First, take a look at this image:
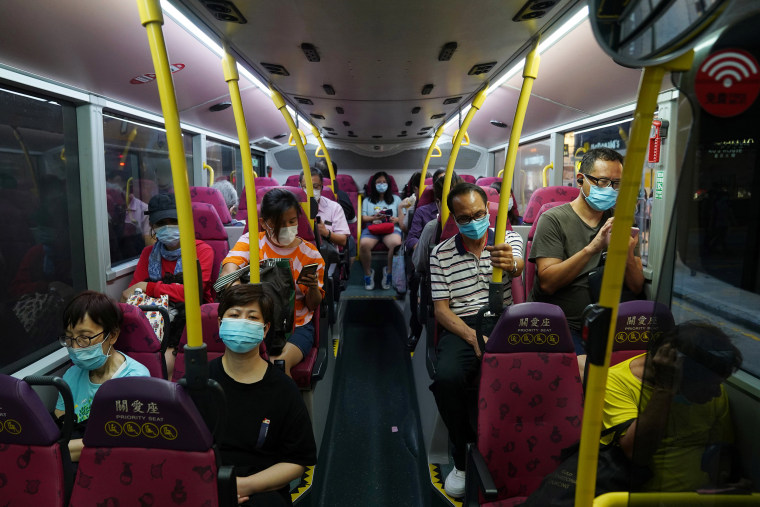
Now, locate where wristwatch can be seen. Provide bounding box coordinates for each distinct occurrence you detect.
[510,261,518,276]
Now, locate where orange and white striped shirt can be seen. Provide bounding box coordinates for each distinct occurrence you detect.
[223,232,325,326]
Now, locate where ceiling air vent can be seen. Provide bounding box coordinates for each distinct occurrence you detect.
[431,113,445,119]
[405,121,413,126]
[513,0,559,22]
[336,107,345,114]
[490,120,509,128]
[273,133,288,140]
[372,135,383,139]
[323,84,336,95]
[343,121,351,127]
[468,62,497,75]
[421,126,433,130]
[443,96,462,105]
[199,0,247,23]
[417,131,427,135]
[412,106,421,114]
[301,43,320,62]
[251,137,281,150]
[401,130,407,135]
[294,97,313,105]
[348,131,357,138]
[324,126,336,132]
[421,84,434,95]
[398,134,408,137]
[310,113,325,120]
[438,42,458,61]
[208,101,231,112]
[261,62,289,76]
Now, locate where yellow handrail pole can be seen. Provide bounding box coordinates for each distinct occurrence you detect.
[126,177,134,207]
[493,38,540,283]
[440,87,488,226]
[121,127,138,162]
[593,492,760,506]
[203,163,214,187]
[222,52,260,284]
[311,124,335,193]
[574,51,693,507]
[418,125,445,199]
[356,194,362,260]
[136,0,202,348]
[542,162,553,187]
[271,89,314,227]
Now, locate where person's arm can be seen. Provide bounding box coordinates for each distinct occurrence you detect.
[236,463,305,500]
[298,256,325,311]
[220,234,252,283]
[121,248,151,301]
[405,207,426,250]
[624,235,645,295]
[486,231,525,277]
[536,217,613,295]
[434,300,485,358]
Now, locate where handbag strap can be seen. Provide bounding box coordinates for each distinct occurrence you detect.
[213,265,250,294]
[601,418,636,443]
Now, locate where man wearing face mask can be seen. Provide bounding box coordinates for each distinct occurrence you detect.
[429,183,524,498]
[529,148,644,353]
[299,167,350,248]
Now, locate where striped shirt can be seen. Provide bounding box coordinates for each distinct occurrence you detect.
[223,232,325,326]
[430,229,524,317]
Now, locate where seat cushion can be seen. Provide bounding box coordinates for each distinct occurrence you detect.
[0,443,65,507]
[291,347,318,389]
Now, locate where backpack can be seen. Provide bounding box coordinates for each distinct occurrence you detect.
[213,259,296,355]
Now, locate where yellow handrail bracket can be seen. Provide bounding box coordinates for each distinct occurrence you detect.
[418,125,445,199]
[311,124,335,193]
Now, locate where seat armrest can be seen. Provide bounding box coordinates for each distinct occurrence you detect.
[312,347,328,382]
[465,443,498,505]
[217,465,238,507]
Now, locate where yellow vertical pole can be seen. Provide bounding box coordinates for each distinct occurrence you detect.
[574,51,693,507]
[418,125,445,199]
[270,89,313,226]
[311,125,335,193]
[222,52,260,283]
[440,87,488,226]
[493,39,540,283]
[136,0,202,348]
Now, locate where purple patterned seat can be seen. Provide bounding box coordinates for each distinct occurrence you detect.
[478,185,500,203]
[254,176,279,188]
[476,176,500,187]
[190,186,232,225]
[460,174,477,184]
[333,174,357,192]
[611,301,675,365]
[192,202,230,284]
[0,374,73,507]
[468,302,584,504]
[522,186,579,224]
[172,303,225,382]
[284,174,301,187]
[70,376,234,507]
[117,303,166,378]
[417,186,435,207]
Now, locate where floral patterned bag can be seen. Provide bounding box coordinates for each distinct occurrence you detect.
[125,289,170,342]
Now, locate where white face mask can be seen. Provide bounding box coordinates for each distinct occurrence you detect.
[313,189,321,201]
[508,196,514,211]
[276,225,298,246]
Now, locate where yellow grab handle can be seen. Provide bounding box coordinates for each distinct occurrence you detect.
[271,89,313,225]
[574,51,694,507]
[356,194,362,259]
[542,162,553,187]
[222,51,260,283]
[311,124,335,193]
[203,163,215,187]
[431,145,442,157]
[418,125,445,199]
[497,168,504,178]
[288,129,307,147]
[440,87,488,226]
[136,0,202,348]
[126,177,133,207]
[493,38,540,283]
[452,129,470,146]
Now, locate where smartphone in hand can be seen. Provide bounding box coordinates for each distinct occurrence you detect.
[296,263,319,284]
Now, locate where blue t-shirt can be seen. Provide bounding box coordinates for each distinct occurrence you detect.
[56,352,150,422]
[362,194,402,220]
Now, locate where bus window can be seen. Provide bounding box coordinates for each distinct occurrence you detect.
[0,86,86,374]
[206,139,243,192]
[514,138,552,212]
[103,113,194,265]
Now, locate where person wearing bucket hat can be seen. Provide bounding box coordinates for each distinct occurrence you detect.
[122,193,215,374]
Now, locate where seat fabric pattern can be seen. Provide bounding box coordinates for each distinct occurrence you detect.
[172,303,225,382]
[611,300,674,365]
[254,176,280,188]
[190,186,232,225]
[192,202,230,284]
[460,174,477,183]
[522,186,579,224]
[418,186,435,207]
[476,176,500,187]
[335,174,359,192]
[117,303,165,379]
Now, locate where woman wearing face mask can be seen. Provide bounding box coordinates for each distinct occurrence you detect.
[122,193,216,375]
[220,188,325,377]
[55,291,150,462]
[359,171,404,290]
[196,284,316,506]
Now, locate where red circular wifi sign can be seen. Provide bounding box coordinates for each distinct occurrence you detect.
[695,49,760,117]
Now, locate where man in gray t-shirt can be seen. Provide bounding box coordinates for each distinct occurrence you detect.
[528,148,644,353]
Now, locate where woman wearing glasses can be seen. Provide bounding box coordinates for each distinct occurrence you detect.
[54,291,150,462]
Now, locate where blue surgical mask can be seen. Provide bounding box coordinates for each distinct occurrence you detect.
[219,318,265,353]
[582,176,618,211]
[376,182,388,193]
[155,225,181,248]
[68,339,112,371]
[457,213,490,240]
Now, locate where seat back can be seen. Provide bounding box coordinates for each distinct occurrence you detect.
[476,176,500,186]
[254,176,279,188]
[71,377,220,506]
[192,202,230,283]
[0,374,67,507]
[611,300,675,365]
[522,186,579,224]
[479,302,584,500]
[172,303,225,381]
[117,303,166,379]
[478,185,500,203]
[190,186,232,225]
[524,201,566,300]
[284,174,301,187]
[417,186,435,207]
[460,174,476,183]
[335,174,359,192]
[321,187,337,202]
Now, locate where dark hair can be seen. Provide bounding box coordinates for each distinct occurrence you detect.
[218,284,274,326]
[315,158,338,177]
[489,181,502,193]
[579,148,624,175]
[368,171,394,204]
[299,166,323,187]
[446,182,487,214]
[432,168,446,182]
[260,188,302,240]
[434,172,461,202]
[402,172,422,199]
[650,321,742,378]
[62,291,123,335]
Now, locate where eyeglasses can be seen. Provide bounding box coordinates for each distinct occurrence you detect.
[584,174,621,190]
[454,210,488,225]
[59,331,107,348]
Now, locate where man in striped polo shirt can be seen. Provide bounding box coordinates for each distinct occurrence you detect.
[429,182,524,498]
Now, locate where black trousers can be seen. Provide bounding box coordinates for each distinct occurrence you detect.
[430,314,497,470]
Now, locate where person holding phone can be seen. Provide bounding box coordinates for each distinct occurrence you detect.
[220,188,325,377]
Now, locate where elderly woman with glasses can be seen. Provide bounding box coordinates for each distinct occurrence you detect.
[54,290,150,462]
